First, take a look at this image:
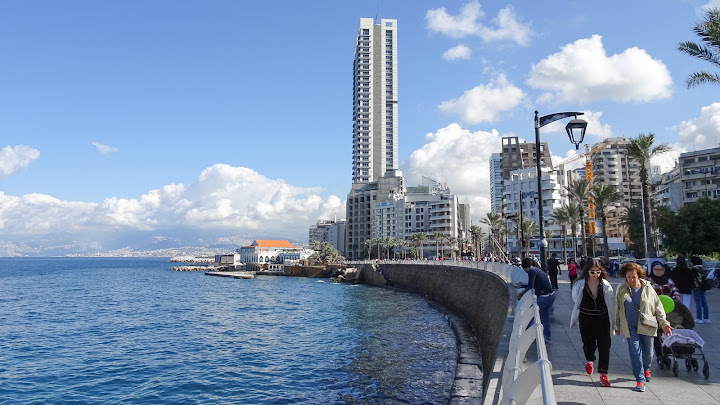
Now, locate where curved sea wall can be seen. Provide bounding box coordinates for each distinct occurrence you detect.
[358,263,513,396]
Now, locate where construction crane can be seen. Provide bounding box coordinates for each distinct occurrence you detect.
[558,139,613,236]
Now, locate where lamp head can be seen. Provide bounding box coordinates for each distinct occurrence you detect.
[565,118,588,150]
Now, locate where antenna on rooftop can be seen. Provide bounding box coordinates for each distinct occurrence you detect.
[375,8,379,24]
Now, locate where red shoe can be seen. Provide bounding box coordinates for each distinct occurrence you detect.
[600,374,610,387]
[585,362,594,374]
[644,369,651,382]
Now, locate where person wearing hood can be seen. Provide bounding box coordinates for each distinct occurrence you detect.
[570,258,615,387]
[614,262,673,392]
[648,262,679,299]
[690,256,710,324]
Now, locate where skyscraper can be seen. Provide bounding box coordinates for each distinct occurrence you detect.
[346,17,401,260]
[352,18,398,184]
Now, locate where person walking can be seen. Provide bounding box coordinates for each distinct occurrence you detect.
[672,255,693,309]
[649,262,680,299]
[614,262,673,392]
[570,258,615,387]
[568,258,578,284]
[690,256,710,324]
[547,253,560,290]
[515,257,556,343]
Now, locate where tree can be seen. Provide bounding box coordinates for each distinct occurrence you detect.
[656,198,720,256]
[364,239,373,260]
[566,179,592,257]
[678,8,720,88]
[308,242,345,265]
[550,205,570,266]
[469,225,484,259]
[592,183,624,257]
[619,203,646,255]
[382,236,394,260]
[626,133,672,257]
[566,202,582,264]
[520,219,539,257]
[481,212,504,258]
[409,232,427,259]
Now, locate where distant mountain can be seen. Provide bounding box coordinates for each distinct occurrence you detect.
[0,229,306,257]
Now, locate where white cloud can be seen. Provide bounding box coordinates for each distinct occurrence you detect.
[651,146,683,174]
[92,142,118,154]
[426,1,532,45]
[0,164,344,239]
[439,74,526,124]
[527,35,672,104]
[701,1,720,14]
[674,102,720,150]
[443,44,472,60]
[0,145,40,177]
[401,123,504,219]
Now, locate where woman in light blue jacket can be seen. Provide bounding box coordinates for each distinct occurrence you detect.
[570,258,615,387]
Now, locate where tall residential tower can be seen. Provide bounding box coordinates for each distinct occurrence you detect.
[352,18,398,183]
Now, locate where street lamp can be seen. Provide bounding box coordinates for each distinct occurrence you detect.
[534,110,588,270]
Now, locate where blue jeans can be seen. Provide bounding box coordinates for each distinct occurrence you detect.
[692,289,709,320]
[537,293,556,340]
[626,331,654,382]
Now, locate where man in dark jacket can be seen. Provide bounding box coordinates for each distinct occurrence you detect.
[516,257,555,343]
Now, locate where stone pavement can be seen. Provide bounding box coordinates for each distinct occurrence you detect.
[525,273,720,404]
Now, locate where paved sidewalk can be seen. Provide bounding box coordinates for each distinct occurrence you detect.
[529,274,720,404]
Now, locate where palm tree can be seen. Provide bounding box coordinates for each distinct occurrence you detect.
[566,202,582,264]
[364,239,373,260]
[592,183,624,257]
[431,231,444,259]
[382,236,394,259]
[626,133,672,257]
[410,232,427,259]
[678,8,720,88]
[469,225,483,259]
[447,236,458,260]
[521,219,540,257]
[550,205,570,266]
[481,212,504,258]
[566,179,593,257]
[439,233,449,259]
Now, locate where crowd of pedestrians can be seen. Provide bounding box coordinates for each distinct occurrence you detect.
[515,253,714,392]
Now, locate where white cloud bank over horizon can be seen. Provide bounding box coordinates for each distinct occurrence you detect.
[527,35,672,104]
[0,145,40,177]
[0,164,344,240]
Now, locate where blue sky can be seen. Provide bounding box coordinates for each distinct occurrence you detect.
[2,0,720,248]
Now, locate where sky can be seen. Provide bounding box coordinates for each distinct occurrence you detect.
[2,0,720,249]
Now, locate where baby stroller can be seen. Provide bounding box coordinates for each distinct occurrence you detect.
[658,329,710,379]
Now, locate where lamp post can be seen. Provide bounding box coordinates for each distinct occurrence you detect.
[534,110,587,270]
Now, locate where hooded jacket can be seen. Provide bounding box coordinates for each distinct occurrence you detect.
[614,279,670,338]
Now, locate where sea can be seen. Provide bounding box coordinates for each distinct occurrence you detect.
[0,258,456,404]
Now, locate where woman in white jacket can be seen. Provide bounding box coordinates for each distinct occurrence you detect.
[570,258,616,387]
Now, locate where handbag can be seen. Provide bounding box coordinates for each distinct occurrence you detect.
[632,290,659,328]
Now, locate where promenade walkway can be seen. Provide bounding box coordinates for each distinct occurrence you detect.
[523,273,720,404]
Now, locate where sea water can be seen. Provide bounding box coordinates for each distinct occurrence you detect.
[0,258,456,404]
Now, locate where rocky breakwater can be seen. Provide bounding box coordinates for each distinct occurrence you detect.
[172,265,232,272]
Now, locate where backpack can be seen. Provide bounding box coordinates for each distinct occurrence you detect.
[698,267,713,291]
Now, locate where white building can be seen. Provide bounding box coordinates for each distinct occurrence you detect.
[489,153,503,214]
[504,167,568,258]
[351,17,397,184]
[309,219,347,254]
[679,147,720,204]
[237,240,313,269]
[346,16,400,260]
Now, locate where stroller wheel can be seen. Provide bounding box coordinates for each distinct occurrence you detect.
[703,362,710,379]
[692,359,699,371]
[673,360,679,377]
[686,359,692,371]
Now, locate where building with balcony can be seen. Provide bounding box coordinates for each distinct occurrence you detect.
[679,147,720,204]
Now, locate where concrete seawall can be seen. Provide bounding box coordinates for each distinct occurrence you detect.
[358,263,511,398]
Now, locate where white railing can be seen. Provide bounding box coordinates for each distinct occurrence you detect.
[499,290,556,405]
